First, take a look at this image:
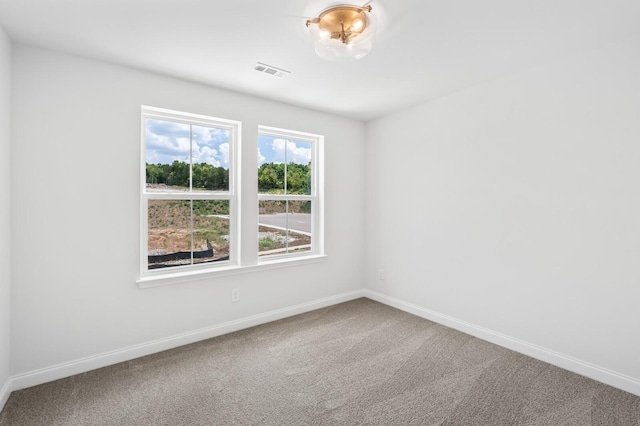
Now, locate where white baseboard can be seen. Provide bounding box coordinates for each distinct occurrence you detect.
[364,289,640,397]
[0,377,10,414]
[8,289,366,393]
[6,287,638,407]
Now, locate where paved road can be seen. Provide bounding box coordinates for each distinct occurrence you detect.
[258,213,311,235]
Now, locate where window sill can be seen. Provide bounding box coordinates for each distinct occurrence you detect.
[136,254,328,289]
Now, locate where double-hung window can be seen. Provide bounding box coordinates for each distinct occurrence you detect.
[139,108,324,286]
[257,126,323,259]
[140,106,239,276]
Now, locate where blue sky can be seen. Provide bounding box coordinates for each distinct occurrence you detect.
[146,119,312,168]
[258,135,312,166]
[145,119,230,168]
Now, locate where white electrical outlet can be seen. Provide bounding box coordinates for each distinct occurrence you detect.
[378,269,385,280]
[231,288,240,302]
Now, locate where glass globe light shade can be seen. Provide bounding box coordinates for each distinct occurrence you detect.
[307,5,377,62]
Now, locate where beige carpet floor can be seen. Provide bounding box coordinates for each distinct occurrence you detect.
[1,298,639,425]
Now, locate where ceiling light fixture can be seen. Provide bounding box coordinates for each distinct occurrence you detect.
[306,4,376,62]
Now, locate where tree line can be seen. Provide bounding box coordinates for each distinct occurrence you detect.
[146,161,229,190]
[146,161,311,194]
[258,162,311,194]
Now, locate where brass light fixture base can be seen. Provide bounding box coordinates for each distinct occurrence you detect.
[306,5,372,45]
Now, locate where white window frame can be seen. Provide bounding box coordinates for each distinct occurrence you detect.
[139,106,241,279]
[258,125,324,261]
[136,110,326,288]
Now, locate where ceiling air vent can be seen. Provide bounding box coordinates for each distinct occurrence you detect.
[254,62,290,78]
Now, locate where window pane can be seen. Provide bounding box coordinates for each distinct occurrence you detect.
[148,199,192,269]
[145,119,191,193]
[287,200,312,254]
[192,200,230,263]
[258,200,312,257]
[258,135,285,194]
[258,200,287,255]
[191,125,230,193]
[258,135,312,195]
[148,199,230,270]
[286,140,312,195]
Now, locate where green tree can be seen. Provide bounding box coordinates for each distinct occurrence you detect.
[258,162,285,193]
[146,161,229,190]
[167,161,189,187]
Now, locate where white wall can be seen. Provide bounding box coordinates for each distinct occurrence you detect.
[9,34,640,398]
[0,25,11,407]
[365,37,640,393]
[10,45,365,380]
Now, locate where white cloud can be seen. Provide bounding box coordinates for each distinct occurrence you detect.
[219,143,230,168]
[192,128,229,168]
[192,145,221,167]
[145,127,191,164]
[271,139,311,165]
[145,119,231,167]
[257,148,266,165]
[193,126,229,147]
[191,126,211,143]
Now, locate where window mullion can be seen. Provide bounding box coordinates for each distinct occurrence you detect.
[285,200,289,253]
[189,124,193,265]
[190,199,194,265]
[189,124,193,192]
[284,139,288,196]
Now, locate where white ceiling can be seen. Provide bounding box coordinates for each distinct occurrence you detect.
[0,0,638,121]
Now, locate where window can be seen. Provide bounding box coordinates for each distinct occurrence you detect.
[139,108,324,286]
[140,106,239,276]
[258,126,323,259]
